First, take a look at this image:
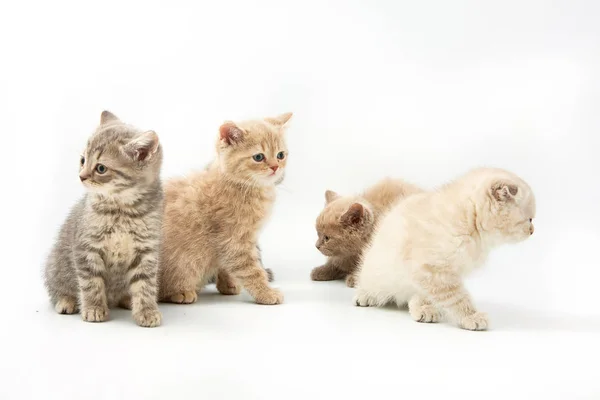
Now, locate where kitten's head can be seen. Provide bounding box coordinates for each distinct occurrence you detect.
[475,170,536,244]
[315,190,375,257]
[216,113,292,186]
[79,111,162,197]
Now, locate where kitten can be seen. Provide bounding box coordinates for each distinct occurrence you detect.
[159,113,292,304]
[44,111,164,327]
[312,178,422,287]
[354,167,536,331]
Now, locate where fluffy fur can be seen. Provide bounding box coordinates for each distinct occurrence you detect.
[354,167,536,331]
[312,178,422,287]
[159,113,292,304]
[44,111,164,327]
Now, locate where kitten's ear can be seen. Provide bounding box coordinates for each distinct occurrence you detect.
[266,112,293,127]
[219,121,245,145]
[100,110,120,125]
[325,190,340,204]
[491,181,519,202]
[123,130,160,161]
[341,203,370,227]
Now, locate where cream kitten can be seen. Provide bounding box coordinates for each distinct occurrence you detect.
[354,167,536,331]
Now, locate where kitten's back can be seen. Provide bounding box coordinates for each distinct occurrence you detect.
[362,177,423,214]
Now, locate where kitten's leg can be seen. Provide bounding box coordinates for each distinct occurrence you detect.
[75,250,109,323]
[54,296,79,314]
[416,270,488,331]
[216,269,241,295]
[126,253,162,327]
[160,258,203,304]
[310,260,347,282]
[225,246,283,305]
[408,294,441,323]
[353,287,386,307]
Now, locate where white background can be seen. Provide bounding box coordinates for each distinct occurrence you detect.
[2,1,600,399]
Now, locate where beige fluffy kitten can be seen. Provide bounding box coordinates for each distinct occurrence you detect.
[354,167,536,331]
[159,113,292,305]
[312,178,422,287]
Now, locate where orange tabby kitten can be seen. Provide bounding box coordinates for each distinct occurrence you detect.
[159,113,292,305]
[312,178,422,287]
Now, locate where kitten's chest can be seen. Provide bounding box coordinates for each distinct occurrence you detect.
[456,239,488,274]
[102,229,136,268]
[86,214,148,268]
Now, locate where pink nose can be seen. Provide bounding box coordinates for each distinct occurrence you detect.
[270,165,278,172]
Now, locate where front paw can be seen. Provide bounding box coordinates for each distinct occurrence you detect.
[169,291,198,304]
[255,288,283,305]
[133,308,162,328]
[81,306,109,322]
[55,297,78,314]
[311,265,332,281]
[345,274,357,288]
[409,304,441,323]
[458,312,489,331]
[353,292,376,307]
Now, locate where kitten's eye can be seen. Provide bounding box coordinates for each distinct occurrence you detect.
[252,153,265,162]
[324,236,330,242]
[95,164,107,174]
[80,156,85,166]
[277,151,285,160]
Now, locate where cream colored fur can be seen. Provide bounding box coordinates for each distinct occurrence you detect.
[159,113,292,305]
[354,167,536,331]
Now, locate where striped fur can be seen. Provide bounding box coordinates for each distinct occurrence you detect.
[44,111,164,327]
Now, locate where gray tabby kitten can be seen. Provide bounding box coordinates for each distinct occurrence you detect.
[44,111,164,327]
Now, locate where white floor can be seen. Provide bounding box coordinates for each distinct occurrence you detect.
[4,266,600,400]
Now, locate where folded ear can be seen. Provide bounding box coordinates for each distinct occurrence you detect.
[491,181,519,202]
[325,190,340,204]
[219,121,245,145]
[266,112,293,127]
[340,203,371,227]
[100,110,120,125]
[123,130,160,161]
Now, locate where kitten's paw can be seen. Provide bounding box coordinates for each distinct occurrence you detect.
[81,306,109,322]
[353,292,376,307]
[255,288,284,305]
[311,265,332,281]
[409,304,441,323]
[55,297,78,314]
[216,280,241,295]
[170,291,198,304]
[133,308,162,328]
[265,268,275,282]
[345,275,357,288]
[458,312,489,331]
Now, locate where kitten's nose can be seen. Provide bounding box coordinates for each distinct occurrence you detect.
[270,165,279,172]
[530,225,535,235]
[79,174,89,182]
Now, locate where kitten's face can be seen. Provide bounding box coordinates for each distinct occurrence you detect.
[480,180,536,244]
[79,111,161,197]
[315,192,374,257]
[217,113,292,186]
